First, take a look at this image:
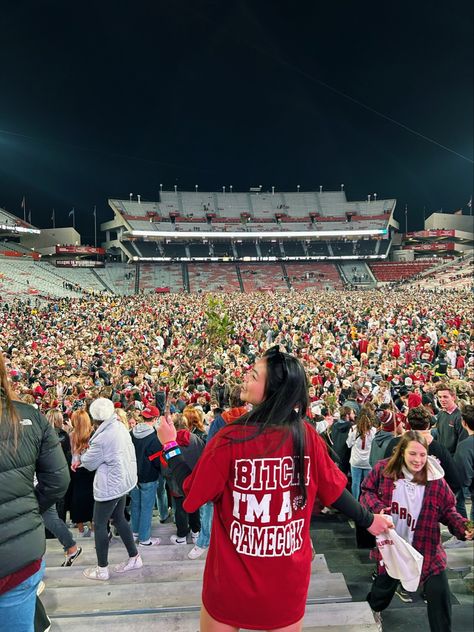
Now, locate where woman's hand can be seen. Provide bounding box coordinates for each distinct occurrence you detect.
[157,414,177,444]
[367,512,394,536]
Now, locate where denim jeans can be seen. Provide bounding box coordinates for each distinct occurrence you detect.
[0,559,45,632]
[131,480,159,542]
[156,474,169,521]
[351,466,370,501]
[42,504,76,551]
[196,502,213,548]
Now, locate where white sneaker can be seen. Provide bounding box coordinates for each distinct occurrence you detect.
[81,525,92,538]
[139,537,161,547]
[36,580,46,596]
[371,610,383,632]
[191,530,200,543]
[170,534,187,545]
[114,555,143,573]
[83,565,110,581]
[188,545,207,560]
[444,536,471,549]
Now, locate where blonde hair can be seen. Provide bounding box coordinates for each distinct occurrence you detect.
[115,408,129,430]
[46,408,64,429]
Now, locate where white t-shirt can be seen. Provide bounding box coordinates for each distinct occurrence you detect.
[391,467,425,546]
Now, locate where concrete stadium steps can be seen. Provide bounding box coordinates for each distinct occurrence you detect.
[43,573,351,617]
[50,602,380,631]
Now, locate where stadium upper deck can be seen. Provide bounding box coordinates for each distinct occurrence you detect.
[104,189,396,262]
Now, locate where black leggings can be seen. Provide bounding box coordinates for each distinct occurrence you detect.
[367,571,452,632]
[174,496,201,538]
[93,495,138,567]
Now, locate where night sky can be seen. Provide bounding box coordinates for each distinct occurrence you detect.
[1,1,472,243]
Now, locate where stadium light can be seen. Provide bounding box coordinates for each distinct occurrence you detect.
[368,195,371,202]
[195,185,198,192]
[230,185,233,193]
[272,186,275,194]
[137,194,141,204]
[297,185,300,192]
[223,186,226,193]
[374,193,377,201]
[129,193,133,201]
[319,186,323,192]
[174,185,177,193]
[341,184,344,191]
[160,184,163,192]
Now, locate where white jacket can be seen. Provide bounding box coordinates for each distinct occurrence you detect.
[347,426,377,469]
[81,415,137,501]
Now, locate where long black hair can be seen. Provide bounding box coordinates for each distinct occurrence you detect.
[229,346,310,507]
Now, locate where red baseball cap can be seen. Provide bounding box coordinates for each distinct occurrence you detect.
[141,405,160,419]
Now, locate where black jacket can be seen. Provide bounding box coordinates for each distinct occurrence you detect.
[130,423,163,483]
[0,401,70,578]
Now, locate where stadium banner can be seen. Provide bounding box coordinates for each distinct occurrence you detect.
[405,229,455,238]
[154,287,170,293]
[55,245,105,255]
[56,260,105,268]
[403,242,455,251]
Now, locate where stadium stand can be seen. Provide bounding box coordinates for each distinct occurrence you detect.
[285,262,344,290]
[239,263,289,291]
[369,260,438,282]
[188,262,241,292]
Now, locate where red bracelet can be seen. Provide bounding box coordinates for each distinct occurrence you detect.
[163,440,178,451]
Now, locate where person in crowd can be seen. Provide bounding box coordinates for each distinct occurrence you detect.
[361,430,474,632]
[435,385,467,455]
[158,346,393,631]
[347,405,377,500]
[369,407,401,468]
[69,409,95,537]
[0,352,69,631]
[130,404,164,547]
[183,404,208,443]
[72,398,140,581]
[327,405,354,476]
[447,404,474,547]
[163,413,205,545]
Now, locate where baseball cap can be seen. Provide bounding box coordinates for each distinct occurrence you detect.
[141,405,160,419]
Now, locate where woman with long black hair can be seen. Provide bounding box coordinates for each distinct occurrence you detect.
[158,346,393,632]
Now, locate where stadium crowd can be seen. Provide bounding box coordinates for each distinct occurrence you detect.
[1,285,473,631]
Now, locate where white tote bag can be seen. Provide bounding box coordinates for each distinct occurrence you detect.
[376,528,424,591]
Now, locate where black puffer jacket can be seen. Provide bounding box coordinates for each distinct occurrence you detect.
[0,401,70,578]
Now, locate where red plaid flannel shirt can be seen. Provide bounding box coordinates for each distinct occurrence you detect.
[360,459,467,584]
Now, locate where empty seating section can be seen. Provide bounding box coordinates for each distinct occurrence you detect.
[188,263,241,292]
[260,241,281,256]
[212,242,234,257]
[180,192,215,217]
[282,241,305,256]
[235,241,257,257]
[95,264,136,295]
[369,260,437,282]
[135,241,163,257]
[138,264,184,292]
[214,193,249,218]
[239,263,288,291]
[283,192,318,215]
[0,240,36,256]
[306,241,330,256]
[161,242,186,258]
[250,193,285,218]
[188,243,211,257]
[0,259,103,298]
[286,263,343,290]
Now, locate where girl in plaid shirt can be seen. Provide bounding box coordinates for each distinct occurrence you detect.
[361,430,474,632]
